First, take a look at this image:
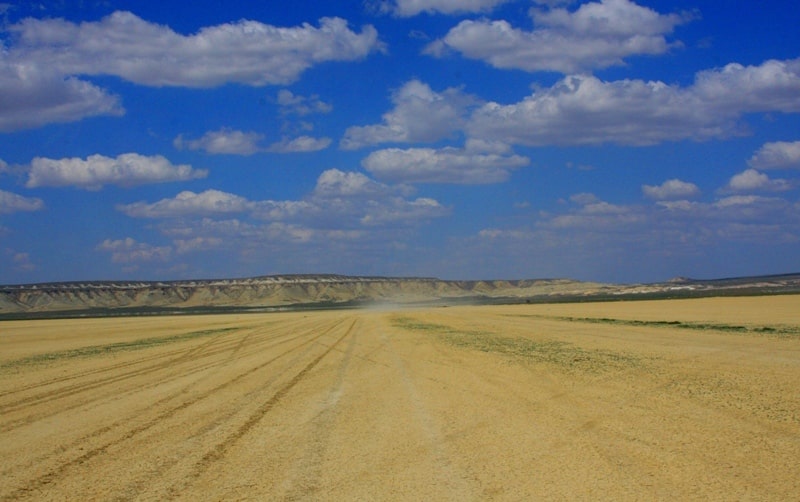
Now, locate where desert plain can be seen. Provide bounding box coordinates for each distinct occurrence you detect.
[1,295,799,500]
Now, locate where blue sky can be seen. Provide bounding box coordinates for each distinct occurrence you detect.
[1,0,799,284]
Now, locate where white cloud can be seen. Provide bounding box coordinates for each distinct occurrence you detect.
[25,153,207,190]
[693,60,800,113]
[276,90,332,115]
[3,248,37,272]
[723,169,792,193]
[710,195,795,224]
[362,146,529,184]
[253,200,317,221]
[174,129,331,154]
[748,141,800,169]
[341,79,476,149]
[118,169,449,234]
[266,136,332,153]
[467,58,800,146]
[379,0,513,17]
[96,237,171,263]
[0,61,123,132]
[547,193,645,230]
[359,197,448,226]
[310,170,449,227]
[6,12,382,87]
[0,189,45,214]
[173,237,223,254]
[532,0,574,6]
[118,190,253,218]
[312,169,394,198]
[12,252,36,272]
[114,171,449,275]
[642,179,700,200]
[468,191,800,281]
[426,0,692,73]
[175,129,264,155]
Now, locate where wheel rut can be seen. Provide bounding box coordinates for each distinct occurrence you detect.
[0,318,347,501]
[165,318,356,498]
[0,321,312,432]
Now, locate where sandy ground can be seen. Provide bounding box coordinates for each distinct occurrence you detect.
[1,295,798,500]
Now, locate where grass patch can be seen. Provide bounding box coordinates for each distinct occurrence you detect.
[0,327,239,371]
[509,315,800,338]
[392,316,640,372]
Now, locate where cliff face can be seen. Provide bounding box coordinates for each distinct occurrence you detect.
[0,275,605,314]
[2,273,799,315]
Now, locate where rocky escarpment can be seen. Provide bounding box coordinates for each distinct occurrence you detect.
[2,273,799,317]
[0,274,607,314]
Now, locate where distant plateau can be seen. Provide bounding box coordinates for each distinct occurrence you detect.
[2,273,800,319]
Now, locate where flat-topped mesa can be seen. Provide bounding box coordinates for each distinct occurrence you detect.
[0,274,593,314]
[1,273,798,316]
[0,274,443,291]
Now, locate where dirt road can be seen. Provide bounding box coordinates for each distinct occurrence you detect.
[1,296,799,500]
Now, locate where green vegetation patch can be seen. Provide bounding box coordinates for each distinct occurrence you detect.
[510,315,800,338]
[0,327,239,370]
[392,316,641,372]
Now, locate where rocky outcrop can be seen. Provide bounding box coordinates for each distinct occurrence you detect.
[0,275,608,314]
[1,273,798,316]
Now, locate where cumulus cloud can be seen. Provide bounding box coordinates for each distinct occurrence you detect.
[96,237,171,263]
[362,146,529,184]
[3,248,37,272]
[723,169,792,193]
[0,61,123,132]
[6,12,382,87]
[0,189,45,214]
[642,179,700,200]
[532,0,574,6]
[175,129,264,155]
[266,136,332,153]
[118,190,253,218]
[11,252,36,272]
[471,190,800,281]
[376,0,513,17]
[748,141,800,169]
[341,79,476,149]
[312,169,396,198]
[546,192,645,230]
[359,196,448,225]
[173,237,223,254]
[175,129,331,155]
[426,0,692,73]
[25,153,207,190]
[466,58,800,146]
[118,169,449,233]
[276,90,332,116]
[144,186,449,273]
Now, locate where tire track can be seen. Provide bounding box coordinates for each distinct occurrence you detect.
[114,319,350,501]
[0,318,348,501]
[0,324,260,398]
[0,326,245,412]
[0,320,310,431]
[164,318,356,498]
[379,327,478,499]
[280,321,359,500]
[0,320,312,481]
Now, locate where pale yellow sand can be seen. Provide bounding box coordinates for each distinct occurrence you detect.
[1,295,798,500]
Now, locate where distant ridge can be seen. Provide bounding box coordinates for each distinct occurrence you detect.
[2,273,799,319]
[0,274,440,290]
